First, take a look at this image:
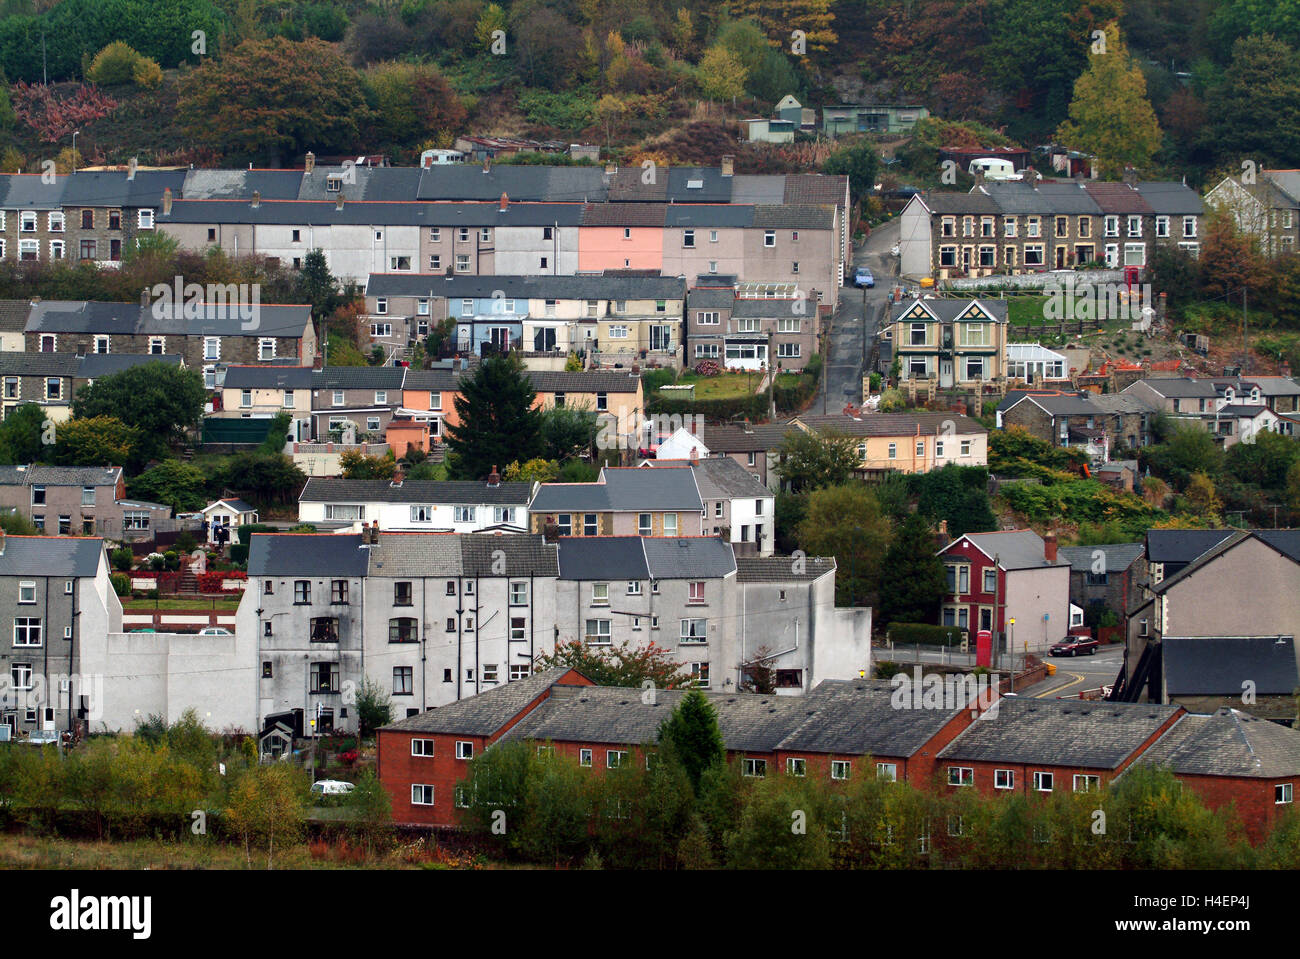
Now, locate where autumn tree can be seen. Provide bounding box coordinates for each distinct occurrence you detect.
[725,0,837,53]
[364,62,468,148]
[796,484,892,606]
[1198,206,1268,301]
[225,764,308,869]
[178,37,368,163]
[1055,22,1163,177]
[1185,471,1222,517]
[535,640,692,689]
[697,46,747,103]
[51,416,139,467]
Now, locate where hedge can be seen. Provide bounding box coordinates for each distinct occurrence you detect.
[885,623,968,646]
[773,372,817,413]
[646,393,768,423]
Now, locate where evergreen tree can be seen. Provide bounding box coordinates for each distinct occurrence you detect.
[296,249,341,320]
[1055,22,1163,177]
[443,354,544,481]
[658,689,726,795]
[877,513,948,628]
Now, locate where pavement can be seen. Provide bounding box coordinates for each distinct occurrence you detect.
[876,642,1125,700]
[812,218,899,414]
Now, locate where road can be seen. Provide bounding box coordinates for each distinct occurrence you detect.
[877,642,1125,700]
[812,218,899,413]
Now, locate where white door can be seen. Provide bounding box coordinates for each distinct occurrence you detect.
[940,360,954,387]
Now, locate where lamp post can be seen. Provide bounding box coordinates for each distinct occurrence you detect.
[1008,617,1016,692]
[71,130,78,174]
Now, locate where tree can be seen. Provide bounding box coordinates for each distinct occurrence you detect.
[1185,471,1222,517]
[912,464,999,537]
[345,770,392,857]
[340,448,397,479]
[796,484,892,605]
[534,640,692,689]
[177,37,368,163]
[823,141,881,202]
[444,354,544,481]
[51,416,139,467]
[356,677,393,737]
[1199,206,1268,301]
[72,363,205,464]
[1286,460,1300,514]
[697,46,747,102]
[364,61,467,147]
[739,645,776,694]
[539,405,599,461]
[126,460,209,512]
[658,689,726,794]
[878,512,948,627]
[224,764,308,869]
[725,775,834,869]
[503,458,559,482]
[725,0,837,53]
[776,429,859,493]
[475,3,506,52]
[1227,428,1300,488]
[1142,424,1225,486]
[0,403,48,464]
[296,250,342,320]
[1204,33,1300,168]
[1146,242,1202,314]
[1055,22,1163,177]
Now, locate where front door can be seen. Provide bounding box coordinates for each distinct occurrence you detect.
[940,360,954,387]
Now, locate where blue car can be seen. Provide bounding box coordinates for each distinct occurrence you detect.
[854,267,875,288]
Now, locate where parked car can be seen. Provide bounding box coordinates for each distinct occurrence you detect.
[1050,636,1099,657]
[854,266,875,288]
[25,730,59,745]
[197,627,234,636]
[311,779,355,796]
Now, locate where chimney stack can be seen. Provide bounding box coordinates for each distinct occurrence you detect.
[304,151,316,174]
[140,287,150,308]
[1122,165,1138,186]
[391,469,403,487]
[482,157,491,174]
[251,190,261,209]
[336,192,345,211]
[366,519,380,545]
[690,446,699,463]
[127,157,137,181]
[605,162,616,176]
[499,191,508,212]
[1044,531,1058,564]
[161,187,173,216]
[487,465,500,487]
[721,155,734,177]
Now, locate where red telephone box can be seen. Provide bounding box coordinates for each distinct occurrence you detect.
[976,629,993,668]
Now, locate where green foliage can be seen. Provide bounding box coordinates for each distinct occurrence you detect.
[86,41,160,88]
[998,476,1160,534]
[0,403,47,464]
[356,677,393,737]
[51,416,139,467]
[1140,423,1226,488]
[126,460,208,512]
[364,61,467,146]
[823,141,881,201]
[540,405,599,461]
[110,572,130,596]
[885,623,967,646]
[72,363,205,465]
[340,447,397,479]
[110,547,134,571]
[345,770,391,855]
[796,484,892,605]
[503,458,558,483]
[989,426,1088,475]
[535,640,692,689]
[0,512,36,535]
[725,772,834,869]
[658,690,726,794]
[517,89,597,130]
[910,464,998,537]
[1226,429,1300,489]
[878,513,948,627]
[444,354,544,481]
[777,428,859,493]
[225,763,308,868]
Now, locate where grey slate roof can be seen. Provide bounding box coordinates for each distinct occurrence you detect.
[460,533,558,576]
[944,529,1065,570]
[1090,392,1158,414]
[26,300,311,338]
[160,198,587,228]
[1058,542,1143,574]
[890,297,1008,324]
[0,351,79,376]
[1134,181,1204,215]
[1134,709,1300,778]
[735,555,836,582]
[0,465,122,487]
[0,173,68,209]
[299,478,533,506]
[180,169,306,200]
[1163,636,1298,696]
[556,537,650,580]
[1012,392,1106,416]
[381,668,581,735]
[1131,377,1218,398]
[526,370,641,393]
[0,300,31,332]
[642,536,736,579]
[310,367,407,390]
[777,680,969,757]
[699,422,795,452]
[0,535,104,577]
[59,169,187,207]
[938,698,1181,769]
[401,368,463,391]
[750,204,835,230]
[797,412,987,437]
[978,181,1102,215]
[367,532,463,577]
[1153,530,1300,594]
[918,191,1002,215]
[77,353,184,378]
[1144,529,1236,566]
[531,467,703,513]
[247,533,371,576]
[1255,530,1300,563]
[221,365,315,389]
[681,457,771,499]
[365,272,685,301]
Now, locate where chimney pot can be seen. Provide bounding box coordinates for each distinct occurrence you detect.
[305,151,316,174]
[140,287,150,308]
[161,187,173,216]
[251,190,261,209]
[127,157,137,181]
[1044,532,1058,564]
[482,157,491,174]
[605,162,616,176]
[499,191,508,212]
[721,155,734,177]
[487,465,500,487]
[336,192,345,211]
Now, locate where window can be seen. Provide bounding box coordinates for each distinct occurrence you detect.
[627,580,642,595]
[45,378,61,401]
[596,392,608,412]
[493,507,514,525]
[3,377,15,398]
[454,506,476,524]
[680,619,707,643]
[909,322,927,346]
[590,582,610,605]
[960,440,972,456]
[393,666,414,695]
[983,568,996,593]
[691,662,710,688]
[792,261,800,273]
[50,240,64,260]
[1127,215,1142,237]
[743,758,767,778]
[17,581,34,604]
[1073,774,1100,792]
[697,311,719,325]
[1026,216,1040,238]
[1277,783,1293,804]
[11,663,32,690]
[556,514,572,536]
[575,748,592,767]
[916,440,925,457]
[888,443,897,459]
[995,769,1014,790]
[310,617,339,643]
[14,618,41,646]
[411,739,435,757]
[19,211,36,233]
[948,766,974,787]
[763,230,775,247]
[456,254,470,272]
[585,619,611,644]
[688,581,704,604]
[123,511,149,530]
[510,664,531,682]
[309,662,338,693]
[1078,217,1091,238]
[294,580,311,604]
[455,741,474,760]
[1024,244,1044,266]
[389,617,417,644]
[831,760,851,781]
[607,750,628,769]
[1182,216,1197,238]
[138,209,154,230]
[331,580,348,604]
[663,513,678,536]
[1104,216,1119,237]
[737,317,760,333]
[683,229,695,248]
[1155,215,1169,238]
[638,513,652,536]
[389,256,411,271]
[411,784,435,806]
[509,617,526,642]
[1033,771,1054,792]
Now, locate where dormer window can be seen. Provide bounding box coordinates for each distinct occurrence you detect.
[326,176,343,192]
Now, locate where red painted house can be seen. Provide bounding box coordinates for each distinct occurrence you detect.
[935,529,1071,653]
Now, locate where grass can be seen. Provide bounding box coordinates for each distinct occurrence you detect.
[123,597,241,611]
[669,371,764,400]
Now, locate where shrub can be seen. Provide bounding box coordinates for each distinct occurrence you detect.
[229,543,250,566]
[695,359,721,377]
[110,547,134,571]
[110,573,130,596]
[86,42,143,86]
[886,623,966,646]
[131,57,163,88]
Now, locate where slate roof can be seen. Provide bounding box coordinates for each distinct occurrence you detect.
[365,272,685,301]
[181,169,306,200]
[667,167,734,204]
[735,555,836,582]
[663,204,754,228]
[0,465,121,487]
[310,367,407,390]
[415,165,607,203]
[642,536,737,579]
[918,191,1002,215]
[25,300,311,338]
[77,353,185,378]
[159,198,587,228]
[699,422,796,452]
[0,173,68,209]
[1081,181,1155,214]
[383,668,585,735]
[1217,404,1270,417]
[526,370,641,393]
[1144,528,1236,565]
[1162,636,1298,696]
[1090,392,1158,414]
[1011,392,1105,416]
[777,680,969,757]
[1135,709,1300,778]
[0,299,30,332]
[750,204,835,230]
[59,169,187,207]
[796,412,987,437]
[1153,530,1300,595]
[367,532,463,577]
[401,368,463,391]
[782,174,849,207]
[206,497,256,514]
[461,533,558,576]
[299,478,533,505]
[246,533,371,576]
[556,537,650,580]
[221,365,315,389]
[945,529,1065,570]
[580,202,666,227]
[937,698,1181,769]
[1058,542,1144,574]
[0,535,104,577]
[1134,181,1204,215]
[1255,530,1300,563]
[296,166,423,202]
[730,174,787,205]
[0,351,79,376]
[674,457,771,499]
[531,467,703,513]
[889,298,1008,323]
[979,181,1102,215]
[1130,377,1219,398]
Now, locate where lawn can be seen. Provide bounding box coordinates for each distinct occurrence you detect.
[666,371,765,400]
[123,597,242,611]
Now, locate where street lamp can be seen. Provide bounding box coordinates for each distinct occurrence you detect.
[1008,617,1016,692]
[70,130,78,174]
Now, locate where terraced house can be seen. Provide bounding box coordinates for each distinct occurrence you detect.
[686,276,821,372]
[0,465,173,539]
[297,476,534,532]
[793,412,989,476]
[529,466,704,538]
[0,351,183,422]
[899,175,1204,278]
[886,297,1008,388]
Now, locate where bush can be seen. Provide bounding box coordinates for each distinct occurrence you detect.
[648,392,768,423]
[229,543,249,565]
[236,524,275,546]
[886,623,967,646]
[86,42,143,85]
[131,57,163,88]
[110,573,130,596]
[110,547,134,571]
